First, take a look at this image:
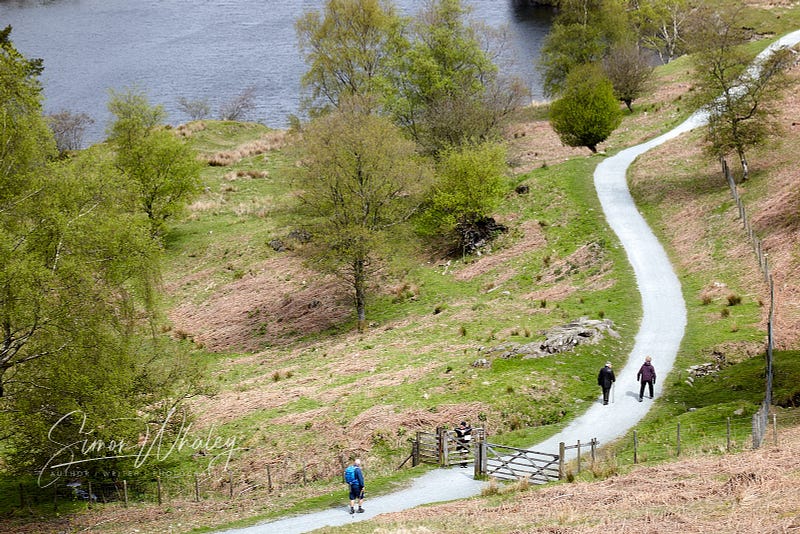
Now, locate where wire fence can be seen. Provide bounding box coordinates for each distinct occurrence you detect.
[721,157,774,448]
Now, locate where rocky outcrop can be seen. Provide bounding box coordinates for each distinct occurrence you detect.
[475,317,619,363]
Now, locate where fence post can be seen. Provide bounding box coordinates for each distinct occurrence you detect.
[633,430,638,464]
[576,440,582,474]
[481,440,488,476]
[726,417,731,452]
[156,476,162,505]
[676,422,681,457]
[87,480,93,509]
[413,433,420,467]
[440,428,449,467]
[558,442,565,479]
[123,480,128,507]
[590,438,597,471]
[473,434,483,478]
[53,482,58,512]
[267,464,273,493]
[194,474,200,502]
[229,472,234,500]
[18,483,24,509]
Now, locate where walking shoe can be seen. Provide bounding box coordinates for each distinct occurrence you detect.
[350,507,355,514]
[638,397,642,402]
[357,507,364,513]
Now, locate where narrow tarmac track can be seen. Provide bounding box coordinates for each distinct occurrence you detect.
[216,30,800,534]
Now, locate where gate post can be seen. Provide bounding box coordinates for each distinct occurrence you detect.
[558,442,565,480]
[437,427,447,467]
[413,432,420,467]
[473,433,485,478]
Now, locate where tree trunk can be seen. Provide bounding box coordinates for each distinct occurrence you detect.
[353,258,367,332]
[738,147,750,182]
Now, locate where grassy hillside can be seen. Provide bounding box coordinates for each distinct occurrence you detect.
[3,3,800,533]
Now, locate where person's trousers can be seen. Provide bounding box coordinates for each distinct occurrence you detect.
[602,386,611,404]
[639,380,654,399]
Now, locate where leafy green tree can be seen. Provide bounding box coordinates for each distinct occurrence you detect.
[0,31,206,478]
[385,0,524,155]
[107,88,203,237]
[603,41,654,111]
[418,141,508,251]
[538,0,632,97]
[0,26,56,197]
[549,63,622,153]
[296,0,402,115]
[295,102,431,331]
[686,2,793,181]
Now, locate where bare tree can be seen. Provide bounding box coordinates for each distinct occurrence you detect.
[177,96,211,120]
[603,41,654,112]
[46,110,94,153]
[218,86,257,121]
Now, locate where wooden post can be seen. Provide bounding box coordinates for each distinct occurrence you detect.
[440,428,449,467]
[677,422,681,457]
[87,480,93,509]
[156,476,162,505]
[53,482,58,512]
[633,431,638,464]
[302,464,307,485]
[726,417,731,451]
[18,483,24,509]
[773,414,778,446]
[123,480,128,507]
[473,433,485,478]
[267,464,273,493]
[412,434,420,467]
[229,472,234,499]
[590,438,597,471]
[194,473,200,502]
[558,442,565,479]
[576,439,582,474]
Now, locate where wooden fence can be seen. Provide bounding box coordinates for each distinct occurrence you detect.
[411,429,595,484]
[721,157,775,448]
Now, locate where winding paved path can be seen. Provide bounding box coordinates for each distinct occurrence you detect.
[216,30,800,534]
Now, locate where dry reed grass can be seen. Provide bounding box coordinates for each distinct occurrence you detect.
[203,130,291,166]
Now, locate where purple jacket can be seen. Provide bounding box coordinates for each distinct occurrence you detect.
[637,361,656,382]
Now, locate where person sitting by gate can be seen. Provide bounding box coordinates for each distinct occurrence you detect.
[454,421,472,468]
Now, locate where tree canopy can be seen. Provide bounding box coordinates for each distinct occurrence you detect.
[0,29,205,478]
[295,103,431,330]
[548,63,622,153]
[685,2,794,181]
[107,87,203,237]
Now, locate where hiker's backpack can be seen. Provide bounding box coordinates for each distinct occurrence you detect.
[344,465,357,484]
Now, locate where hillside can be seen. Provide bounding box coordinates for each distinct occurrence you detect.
[3,4,800,534]
[319,423,800,533]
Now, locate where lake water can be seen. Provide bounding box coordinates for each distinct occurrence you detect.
[0,0,553,145]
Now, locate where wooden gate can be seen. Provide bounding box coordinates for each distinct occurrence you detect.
[410,430,597,485]
[412,427,485,468]
[475,438,599,484]
[477,442,560,484]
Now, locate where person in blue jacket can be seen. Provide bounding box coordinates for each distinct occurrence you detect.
[345,458,365,514]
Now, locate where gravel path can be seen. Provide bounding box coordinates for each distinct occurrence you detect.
[216,30,800,534]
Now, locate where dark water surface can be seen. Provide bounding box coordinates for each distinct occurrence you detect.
[0,0,552,145]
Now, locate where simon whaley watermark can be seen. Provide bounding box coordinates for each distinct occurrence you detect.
[38,407,240,487]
